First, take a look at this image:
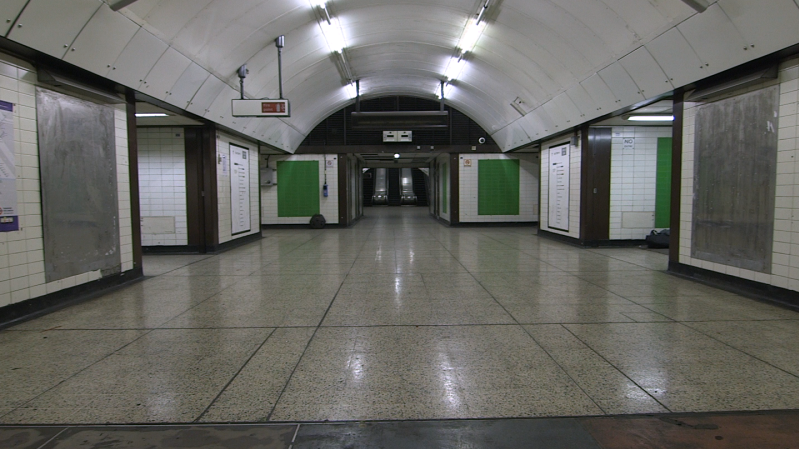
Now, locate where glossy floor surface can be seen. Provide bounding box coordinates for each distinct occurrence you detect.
[1,207,799,424]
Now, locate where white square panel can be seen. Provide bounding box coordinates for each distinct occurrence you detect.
[619,47,673,100]
[646,27,707,89]
[141,47,192,101]
[580,73,617,114]
[107,28,168,89]
[64,5,139,76]
[678,3,749,76]
[598,62,645,108]
[1,0,29,36]
[186,76,227,116]
[168,63,210,109]
[8,0,102,59]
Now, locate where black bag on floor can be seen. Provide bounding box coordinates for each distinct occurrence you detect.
[310,214,326,229]
[645,229,670,248]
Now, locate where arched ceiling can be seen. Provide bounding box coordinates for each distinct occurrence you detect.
[4,0,799,152]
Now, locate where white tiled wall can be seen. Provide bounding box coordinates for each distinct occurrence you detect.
[539,137,581,239]
[436,154,450,223]
[137,127,187,246]
[609,126,672,240]
[260,154,339,225]
[679,57,799,292]
[217,132,261,243]
[458,153,540,223]
[0,52,133,308]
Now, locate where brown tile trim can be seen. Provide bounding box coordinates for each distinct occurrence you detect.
[450,154,459,225]
[669,89,684,263]
[202,124,219,251]
[184,127,203,249]
[338,154,348,227]
[124,89,142,270]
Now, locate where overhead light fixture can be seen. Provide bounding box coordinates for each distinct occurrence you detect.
[320,16,346,53]
[311,1,354,83]
[444,57,466,82]
[627,115,675,122]
[345,82,357,99]
[394,153,401,159]
[135,113,168,117]
[439,1,490,87]
[457,19,487,53]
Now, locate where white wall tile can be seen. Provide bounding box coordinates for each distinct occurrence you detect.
[0,53,134,306]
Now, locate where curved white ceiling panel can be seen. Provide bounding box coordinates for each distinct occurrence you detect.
[5,0,799,152]
[9,0,102,59]
[107,28,169,88]
[1,0,31,37]
[63,5,140,76]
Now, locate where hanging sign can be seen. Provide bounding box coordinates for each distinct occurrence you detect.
[232,99,290,117]
[0,100,18,232]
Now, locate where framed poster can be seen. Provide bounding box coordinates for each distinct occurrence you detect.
[0,100,18,232]
[229,144,251,235]
[547,143,570,232]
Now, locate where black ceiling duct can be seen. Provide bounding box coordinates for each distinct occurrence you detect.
[350,111,449,129]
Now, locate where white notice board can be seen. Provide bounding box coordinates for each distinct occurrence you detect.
[548,143,570,232]
[230,144,251,235]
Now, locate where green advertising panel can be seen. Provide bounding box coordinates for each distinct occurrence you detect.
[478,159,520,215]
[655,138,672,228]
[277,161,320,217]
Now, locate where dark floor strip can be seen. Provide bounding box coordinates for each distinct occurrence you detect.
[4,412,799,449]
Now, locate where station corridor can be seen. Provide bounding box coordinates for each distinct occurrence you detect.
[2,207,799,426]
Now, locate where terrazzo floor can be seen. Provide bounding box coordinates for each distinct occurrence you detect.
[1,207,799,425]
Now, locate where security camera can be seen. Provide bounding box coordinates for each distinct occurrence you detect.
[478,137,486,145]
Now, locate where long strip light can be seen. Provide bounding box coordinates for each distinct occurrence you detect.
[439,0,491,97]
[135,113,168,117]
[627,115,675,122]
[312,1,353,83]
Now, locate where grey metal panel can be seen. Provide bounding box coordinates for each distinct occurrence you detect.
[8,0,102,59]
[373,168,388,205]
[1,0,29,37]
[36,88,121,282]
[691,85,778,273]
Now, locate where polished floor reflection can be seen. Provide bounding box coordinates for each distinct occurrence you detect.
[2,207,799,424]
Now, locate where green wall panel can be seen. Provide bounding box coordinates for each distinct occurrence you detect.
[277,161,320,217]
[478,159,520,215]
[655,137,673,228]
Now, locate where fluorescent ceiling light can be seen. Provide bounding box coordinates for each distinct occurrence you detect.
[319,16,346,53]
[444,57,466,81]
[345,82,357,99]
[628,115,674,121]
[457,19,486,53]
[135,113,168,117]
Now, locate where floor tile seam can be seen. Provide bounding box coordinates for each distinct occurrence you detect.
[444,238,611,416]
[194,327,279,422]
[676,321,799,381]
[264,223,377,422]
[0,328,158,419]
[617,311,674,323]
[146,255,216,277]
[559,324,673,413]
[515,324,609,415]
